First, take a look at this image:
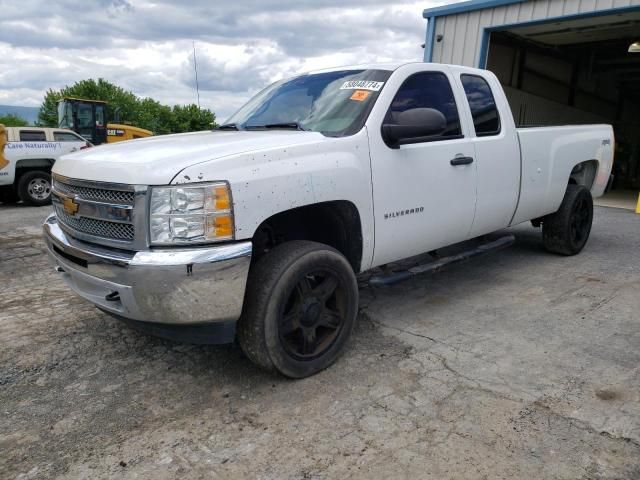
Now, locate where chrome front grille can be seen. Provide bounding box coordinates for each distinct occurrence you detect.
[54,207,135,241]
[54,181,135,205]
[51,174,145,249]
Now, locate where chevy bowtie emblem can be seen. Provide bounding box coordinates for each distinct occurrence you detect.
[62,196,79,216]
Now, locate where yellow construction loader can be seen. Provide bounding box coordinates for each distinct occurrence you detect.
[57,97,152,145]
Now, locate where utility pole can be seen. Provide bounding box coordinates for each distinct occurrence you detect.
[193,41,201,109]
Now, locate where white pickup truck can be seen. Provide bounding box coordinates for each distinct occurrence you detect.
[43,62,614,378]
[0,126,90,205]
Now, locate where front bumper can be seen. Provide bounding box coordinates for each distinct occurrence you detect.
[43,214,252,326]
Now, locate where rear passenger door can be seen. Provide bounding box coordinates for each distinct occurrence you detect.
[368,66,478,267]
[454,71,521,236]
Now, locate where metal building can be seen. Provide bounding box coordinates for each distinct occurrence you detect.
[423,0,640,199]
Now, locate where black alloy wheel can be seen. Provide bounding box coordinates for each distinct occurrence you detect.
[543,184,593,256]
[238,240,359,378]
[279,269,346,360]
[569,195,591,247]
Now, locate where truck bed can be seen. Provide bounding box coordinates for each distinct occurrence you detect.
[510,124,614,226]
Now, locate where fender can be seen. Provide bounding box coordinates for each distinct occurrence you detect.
[511,125,613,225]
[173,128,376,270]
[15,157,56,170]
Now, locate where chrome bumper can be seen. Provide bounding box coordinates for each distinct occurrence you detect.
[43,214,252,326]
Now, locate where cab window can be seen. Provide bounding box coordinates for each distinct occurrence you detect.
[460,74,501,136]
[384,71,462,141]
[54,131,84,142]
[19,130,47,142]
[77,103,93,129]
[95,105,106,127]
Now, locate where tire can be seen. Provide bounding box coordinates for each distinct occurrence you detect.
[17,170,52,206]
[542,184,593,256]
[237,240,359,378]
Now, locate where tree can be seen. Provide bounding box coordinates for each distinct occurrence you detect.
[0,113,29,127]
[39,88,62,127]
[38,79,216,134]
[136,97,173,135]
[171,104,216,133]
[39,79,139,128]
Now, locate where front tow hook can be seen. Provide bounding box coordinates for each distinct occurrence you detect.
[105,291,121,302]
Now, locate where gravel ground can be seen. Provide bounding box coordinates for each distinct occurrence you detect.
[1,203,639,480]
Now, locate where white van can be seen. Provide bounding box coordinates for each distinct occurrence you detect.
[0,126,90,205]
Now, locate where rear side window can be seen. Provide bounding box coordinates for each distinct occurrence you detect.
[460,75,500,136]
[385,71,462,139]
[19,130,47,142]
[54,131,83,142]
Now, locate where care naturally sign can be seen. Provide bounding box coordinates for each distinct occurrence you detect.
[6,141,64,152]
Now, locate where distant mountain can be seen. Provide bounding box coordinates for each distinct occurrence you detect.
[0,105,40,125]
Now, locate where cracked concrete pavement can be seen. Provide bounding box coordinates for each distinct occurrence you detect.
[1,203,639,479]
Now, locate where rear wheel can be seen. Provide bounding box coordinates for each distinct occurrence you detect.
[17,170,52,206]
[542,184,593,256]
[237,241,358,378]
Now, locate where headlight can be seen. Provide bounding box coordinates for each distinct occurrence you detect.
[149,182,233,245]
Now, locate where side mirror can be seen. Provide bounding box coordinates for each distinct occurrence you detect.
[381,108,447,148]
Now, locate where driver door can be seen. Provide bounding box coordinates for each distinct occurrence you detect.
[369,69,477,267]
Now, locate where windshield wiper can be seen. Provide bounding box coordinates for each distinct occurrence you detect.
[246,122,308,131]
[265,122,308,131]
[215,123,240,130]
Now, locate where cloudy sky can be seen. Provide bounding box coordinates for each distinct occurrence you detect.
[0,0,451,121]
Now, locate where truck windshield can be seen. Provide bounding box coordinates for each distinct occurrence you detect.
[223,69,392,137]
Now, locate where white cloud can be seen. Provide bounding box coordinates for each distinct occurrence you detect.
[0,0,446,120]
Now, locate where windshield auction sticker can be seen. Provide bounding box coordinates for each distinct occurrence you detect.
[340,80,384,91]
[350,90,371,101]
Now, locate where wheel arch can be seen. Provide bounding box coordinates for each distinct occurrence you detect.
[14,158,55,179]
[250,200,363,273]
[568,159,599,190]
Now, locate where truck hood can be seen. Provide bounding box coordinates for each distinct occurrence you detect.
[53,130,328,185]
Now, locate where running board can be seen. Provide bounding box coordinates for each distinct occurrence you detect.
[368,234,515,287]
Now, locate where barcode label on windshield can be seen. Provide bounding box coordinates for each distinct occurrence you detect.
[340,81,384,91]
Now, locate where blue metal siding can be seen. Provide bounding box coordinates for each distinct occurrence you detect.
[425,0,640,68]
[423,16,437,62]
[423,0,527,18]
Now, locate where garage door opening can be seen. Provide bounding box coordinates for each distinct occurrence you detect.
[486,10,640,203]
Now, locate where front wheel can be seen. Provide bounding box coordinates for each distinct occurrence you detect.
[237,241,358,378]
[542,184,593,256]
[17,170,52,206]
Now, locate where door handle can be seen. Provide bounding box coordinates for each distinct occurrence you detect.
[450,156,474,166]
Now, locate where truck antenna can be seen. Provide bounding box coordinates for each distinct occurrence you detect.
[193,41,201,109]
